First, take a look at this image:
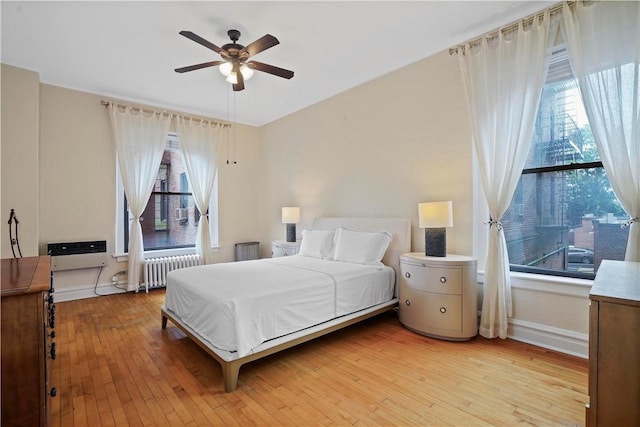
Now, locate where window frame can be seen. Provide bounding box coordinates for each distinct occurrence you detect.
[492,47,626,281]
[114,133,219,259]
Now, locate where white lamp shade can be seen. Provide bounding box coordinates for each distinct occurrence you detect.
[240,64,254,80]
[219,62,233,76]
[281,207,300,224]
[220,62,253,82]
[225,72,238,84]
[418,201,453,228]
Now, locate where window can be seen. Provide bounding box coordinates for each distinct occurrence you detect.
[501,49,629,279]
[116,133,218,257]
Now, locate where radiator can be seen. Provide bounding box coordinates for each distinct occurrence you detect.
[143,254,202,292]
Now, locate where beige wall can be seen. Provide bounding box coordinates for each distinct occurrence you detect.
[2,56,589,356]
[256,50,589,356]
[258,50,475,256]
[1,66,260,297]
[1,64,40,258]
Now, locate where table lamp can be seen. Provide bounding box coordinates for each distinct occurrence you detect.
[418,201,453,257]
[281,207,300,242]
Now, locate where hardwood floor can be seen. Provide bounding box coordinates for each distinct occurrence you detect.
[52,289,587,426]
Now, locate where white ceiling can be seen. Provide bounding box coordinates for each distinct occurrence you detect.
[1,1,556,126]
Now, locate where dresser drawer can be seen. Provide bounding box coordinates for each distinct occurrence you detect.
[400,261,462,295]
[399,286,462,333]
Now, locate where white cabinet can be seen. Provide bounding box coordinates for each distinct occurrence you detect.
[271,240,301,257]
[399,253,477,340]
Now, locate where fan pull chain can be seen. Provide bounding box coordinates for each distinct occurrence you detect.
[225,83,238,166]
[232,91,237,165]
[226,84,231,164]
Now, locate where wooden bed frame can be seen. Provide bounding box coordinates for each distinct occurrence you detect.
[160,217,411,392]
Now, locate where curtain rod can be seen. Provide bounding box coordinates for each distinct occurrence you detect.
[101,100,231,127]
[449,1,575,55]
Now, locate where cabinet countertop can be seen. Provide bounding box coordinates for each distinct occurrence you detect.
[590,260,640,306]
[1,256,51,296]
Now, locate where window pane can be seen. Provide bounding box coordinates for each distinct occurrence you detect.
[504,169,628,277]
[503,69,628,278]
[141,194,198,250]
[123,135,199,252]
[527,80,595,169]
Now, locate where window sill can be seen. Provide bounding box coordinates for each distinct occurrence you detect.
[478,270,593,298]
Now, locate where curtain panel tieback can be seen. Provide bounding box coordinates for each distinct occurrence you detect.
[484,219,504,231]
[622,217,639,228]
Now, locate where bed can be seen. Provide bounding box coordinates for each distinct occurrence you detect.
[161,217,411,392]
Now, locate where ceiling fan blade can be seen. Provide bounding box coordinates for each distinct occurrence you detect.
[240,34,279,58]
[247,61,294,79]
[233,64,245,91]
[179,31,224,55]
[174,60,224,73]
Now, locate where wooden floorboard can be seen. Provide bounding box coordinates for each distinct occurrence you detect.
[52,289,588,426]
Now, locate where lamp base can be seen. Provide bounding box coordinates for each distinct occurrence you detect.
[425,228,446,257]
[286,223,296,243]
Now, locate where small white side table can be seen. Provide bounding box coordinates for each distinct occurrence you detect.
[398,252,478,341]
[271,240,301,257]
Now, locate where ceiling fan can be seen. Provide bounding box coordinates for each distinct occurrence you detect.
[175,29,294,91]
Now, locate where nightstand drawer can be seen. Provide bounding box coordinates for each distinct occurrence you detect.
[399,286,462,333]
[400,262,462,295]
[398,253,477,340]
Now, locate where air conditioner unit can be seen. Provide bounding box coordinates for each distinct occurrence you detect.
[175,208,188,221]
[48,240,109,271]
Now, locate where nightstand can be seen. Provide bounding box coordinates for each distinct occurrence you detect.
[271,240,301,257]
[398,252,478,341]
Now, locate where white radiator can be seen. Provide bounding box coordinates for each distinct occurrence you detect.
[143,254,202,292]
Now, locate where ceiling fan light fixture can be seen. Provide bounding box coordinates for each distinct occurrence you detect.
[219,62,233,76]
[240,64,254,80]
[225,72,238,84]
[176,29,294,91]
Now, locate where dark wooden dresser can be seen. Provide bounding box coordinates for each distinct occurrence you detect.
[1,256,56,427]
[587,260,640,426]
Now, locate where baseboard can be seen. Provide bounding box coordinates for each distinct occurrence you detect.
[508,317,588,359]
[53,282,129,302]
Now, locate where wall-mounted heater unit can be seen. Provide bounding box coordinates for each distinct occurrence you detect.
[47,240,109,271]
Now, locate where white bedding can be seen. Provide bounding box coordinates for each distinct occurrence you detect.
[164,256,395,358]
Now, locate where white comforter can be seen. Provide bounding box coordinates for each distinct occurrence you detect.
[164,256,395,357]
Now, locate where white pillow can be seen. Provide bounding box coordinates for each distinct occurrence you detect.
[298,229,336,259]
[332,227,392,266]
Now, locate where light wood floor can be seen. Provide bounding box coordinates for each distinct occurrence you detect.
[52,289,588,426]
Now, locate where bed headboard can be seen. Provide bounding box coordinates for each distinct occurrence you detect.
[311,217,411,276]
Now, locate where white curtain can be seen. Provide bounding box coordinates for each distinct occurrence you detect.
[458,11,553,338]
[562,1,640,262]
[109,105,171,291]
[176,117,225,264]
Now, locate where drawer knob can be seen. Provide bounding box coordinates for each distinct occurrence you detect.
[439,307,447,314]
[439,276,447,284]
[404,272,411,279]
[50,387,57,397]
[405,299,411,306]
